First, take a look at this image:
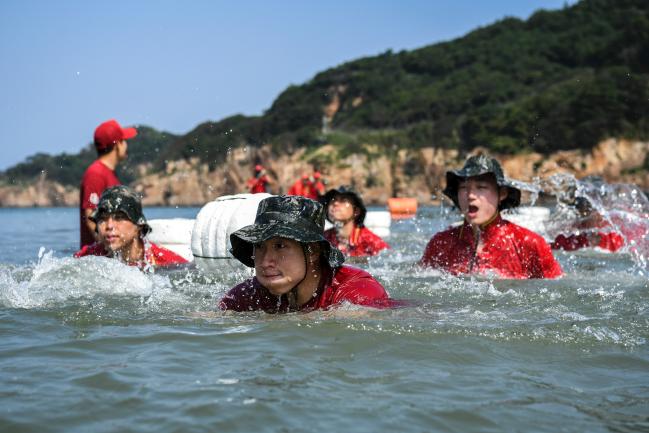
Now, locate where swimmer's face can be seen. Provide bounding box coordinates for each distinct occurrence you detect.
[457,174,507,226]
[253,237,306,296]
[96,212,140,253]
[327,194,358,224]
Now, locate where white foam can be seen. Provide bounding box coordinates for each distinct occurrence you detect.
[0,250,172,309]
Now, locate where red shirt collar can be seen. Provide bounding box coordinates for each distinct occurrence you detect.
[458,213,504,242]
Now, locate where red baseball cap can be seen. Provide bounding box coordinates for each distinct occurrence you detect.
[94,119,137,150]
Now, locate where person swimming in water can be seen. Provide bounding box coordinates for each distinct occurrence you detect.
[219,195,393,312]
[551,196,625,252]
[419,155,563,279]
[74,186,188,269]
[321,185,389,257]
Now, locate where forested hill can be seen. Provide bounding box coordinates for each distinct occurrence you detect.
[3,0,648,187]
[1,127,178,186]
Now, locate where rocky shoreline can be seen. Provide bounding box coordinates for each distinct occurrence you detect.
[1,138,647,208]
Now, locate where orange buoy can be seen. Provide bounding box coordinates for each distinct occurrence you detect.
[387,197,417,219]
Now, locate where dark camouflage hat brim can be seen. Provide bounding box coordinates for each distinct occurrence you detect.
[230,195,345,268]
[443,155,521,210]
[90,185,151,235]
[321,186,367,226]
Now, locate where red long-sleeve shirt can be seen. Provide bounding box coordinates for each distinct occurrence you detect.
[324,226,389,257]
[74,241,188,268]
[419,215,562,279]
[551,231,624,252]
[219,265,391,312]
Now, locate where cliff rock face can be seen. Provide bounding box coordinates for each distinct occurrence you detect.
[0,139,647,207]
[0,173,77,207]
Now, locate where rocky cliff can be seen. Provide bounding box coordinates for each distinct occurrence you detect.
[0,138,647,207]
[0,172,78,207]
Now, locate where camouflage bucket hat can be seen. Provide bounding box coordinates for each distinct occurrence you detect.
[90,186,151,236]
[321,185,367,227]
[230,195,345,268]
[443,155,521,210]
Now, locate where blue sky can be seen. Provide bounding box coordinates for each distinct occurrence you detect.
[0,0,573,170]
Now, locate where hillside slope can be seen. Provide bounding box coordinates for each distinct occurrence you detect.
[1,0,648,205]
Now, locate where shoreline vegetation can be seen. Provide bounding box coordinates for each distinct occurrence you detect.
[1,0,648,207]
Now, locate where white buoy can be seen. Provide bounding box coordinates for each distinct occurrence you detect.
[147,218,195,261]
[191,193,272,272]
[363,211,391,238]
[146,195,392,270]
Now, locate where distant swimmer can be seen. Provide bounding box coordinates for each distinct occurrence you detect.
[321,185,389,257]
[74,186,188,269]
[419,155,562,279]
[79,119,137,248]
[219,195,394,312]
[551,197,624,252]
[246,164,274,194]
[287,171,326,200]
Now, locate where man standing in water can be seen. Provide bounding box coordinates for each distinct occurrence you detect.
[75,186,188,269]
[419,155,562,279]
[79,119,137,248]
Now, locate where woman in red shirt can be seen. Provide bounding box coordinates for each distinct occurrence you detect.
[419,155,562,279]
[220,195,392,313]
[321,186,389,257]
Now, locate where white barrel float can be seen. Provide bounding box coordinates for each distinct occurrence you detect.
[191,193,272,272]
[147,194,392,271]
[147,218,195,261]
[363,211,391,238]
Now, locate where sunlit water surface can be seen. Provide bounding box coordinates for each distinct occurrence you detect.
[1,206,648,433]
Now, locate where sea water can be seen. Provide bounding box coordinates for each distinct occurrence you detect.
[0,206,648,433]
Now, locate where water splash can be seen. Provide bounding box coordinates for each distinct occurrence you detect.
[508,177,544,205]
[543,174,649,274]
[0,251,170,309]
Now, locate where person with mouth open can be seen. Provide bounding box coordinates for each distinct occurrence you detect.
[219,195,395,313]
[419,155,562,279]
